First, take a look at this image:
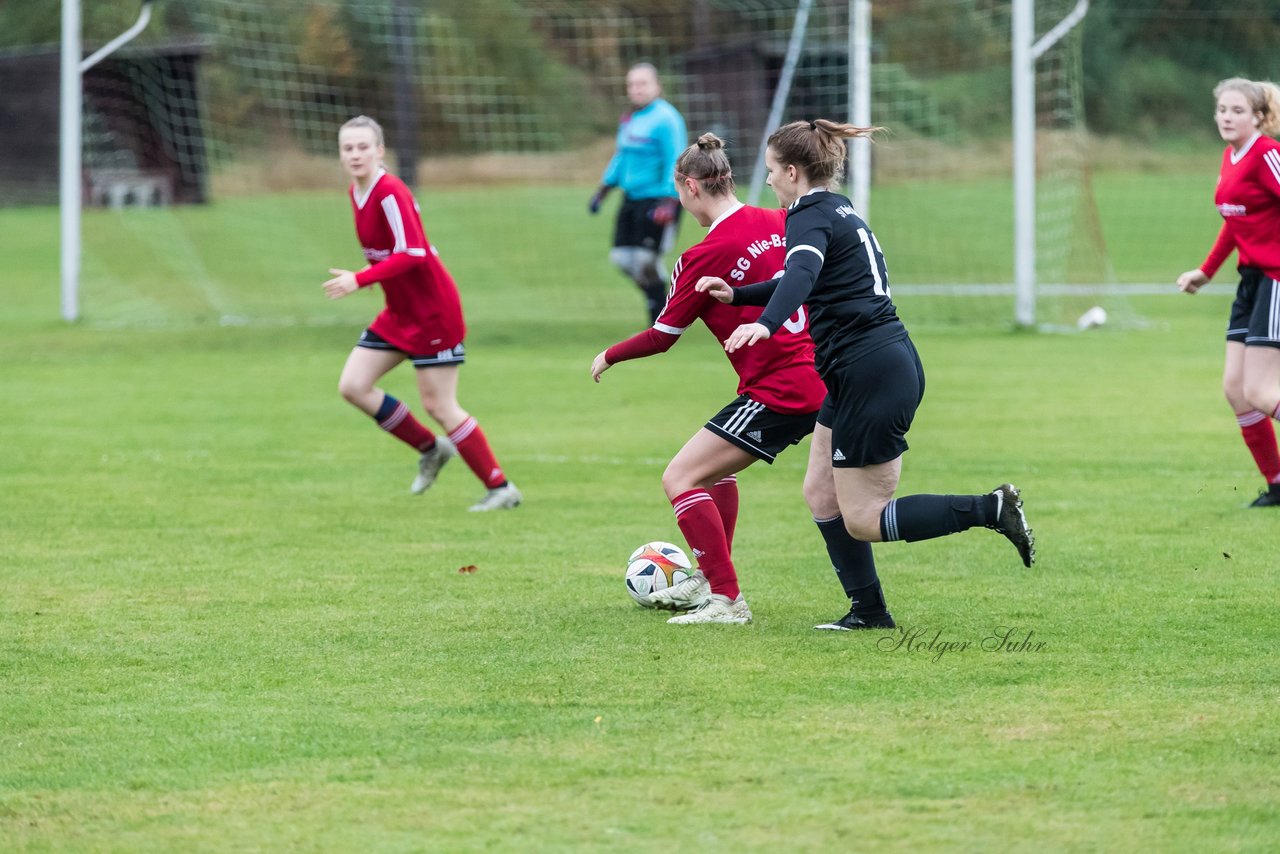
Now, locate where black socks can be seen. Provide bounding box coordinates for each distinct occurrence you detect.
[879,493,995,542]
[815,515,890,619]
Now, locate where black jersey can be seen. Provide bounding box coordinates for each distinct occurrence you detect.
[738,189,906,375]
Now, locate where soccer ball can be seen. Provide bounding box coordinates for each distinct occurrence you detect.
[625,541,693,607]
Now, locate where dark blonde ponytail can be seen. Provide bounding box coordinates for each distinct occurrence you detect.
[767,119,883,185]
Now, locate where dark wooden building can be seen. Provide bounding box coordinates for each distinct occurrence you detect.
[679,37,852,161]
[0,40,208,207]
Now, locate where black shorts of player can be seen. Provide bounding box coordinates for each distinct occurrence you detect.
[357,329,466,367]
[817,337,926,468]
[614,196,680,253]
[705,395,818,464]
[1226,267,1280,349]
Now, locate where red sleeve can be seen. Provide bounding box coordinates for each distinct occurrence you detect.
[605,327,680,364]
[1199,223,1236,279]
[653,250,711,332]
[355,253,426,286]
[356,182,430,286]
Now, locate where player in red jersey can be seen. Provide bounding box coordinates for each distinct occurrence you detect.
[1177,78,1280,507]
[322,116,520,511]
[591,134,827,624]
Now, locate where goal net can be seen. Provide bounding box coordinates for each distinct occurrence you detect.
[11,1,1251,330]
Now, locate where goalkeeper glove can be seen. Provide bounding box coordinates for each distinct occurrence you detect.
[588,185,611,214]
[650,197,678,225]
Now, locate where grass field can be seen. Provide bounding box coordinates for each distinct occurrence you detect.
[2,184,1277,851]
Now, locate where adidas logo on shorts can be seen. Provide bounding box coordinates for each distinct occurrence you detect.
[832,449,847,462]
[747,430,763,442]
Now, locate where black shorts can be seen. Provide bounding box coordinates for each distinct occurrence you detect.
[614,196,679,253]
[705,395,818,464]
[817,337,925,468]
[1226,267,1280,348]
[357,329,467,367]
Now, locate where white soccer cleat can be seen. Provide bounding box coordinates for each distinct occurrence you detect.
[410,437,456,495]
[468,482,523,511]
[648,570,711,611]
[667,593,752,625]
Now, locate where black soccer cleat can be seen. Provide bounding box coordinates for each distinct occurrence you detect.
[813,606,896,631]
[987,483,1035,567]
[1249,484,1280,507]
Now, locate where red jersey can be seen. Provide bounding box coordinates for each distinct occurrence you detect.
[1199,133,1280,281]
[605,203,826,414]
[349,169,466,354]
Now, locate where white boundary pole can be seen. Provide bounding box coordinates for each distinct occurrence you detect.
[747,0,814,205]
[850,0,871,218]
[59,1,153,322]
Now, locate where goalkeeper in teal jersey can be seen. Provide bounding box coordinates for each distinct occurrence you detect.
[589,63,688,324]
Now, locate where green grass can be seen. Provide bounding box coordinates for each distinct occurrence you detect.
[2,186,1277,851]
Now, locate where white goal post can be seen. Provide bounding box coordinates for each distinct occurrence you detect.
[60,0,154,323]
[742,0,1091,328]
[1013,0,1090,327]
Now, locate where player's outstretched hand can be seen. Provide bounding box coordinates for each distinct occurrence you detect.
[695,276,734,304]
[323,268,359,300]
[724,322,771,353]
[1177,268,1208,294]
[590,350,612,383]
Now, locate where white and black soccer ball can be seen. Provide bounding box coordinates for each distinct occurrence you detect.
[625,541,693,607]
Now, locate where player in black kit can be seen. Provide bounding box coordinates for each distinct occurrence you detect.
[697,119,1035,632]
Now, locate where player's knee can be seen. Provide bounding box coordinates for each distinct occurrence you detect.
[1223,379,1246,409]
[427,404,468,432]
[842,513,882,542]
[660,466,693,501]
[608,247,634,276]
[609,247,657,283]
[803,478,839,519]
[420,398,448,424]
[1242,377,1278,415]
[639,256,662,283]
[838,499,886,541]
[338,377,367,406]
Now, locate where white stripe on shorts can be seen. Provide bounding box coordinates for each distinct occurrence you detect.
[1247,279,1280,344]
[722,400,764,436]
[1272,279,1280,341]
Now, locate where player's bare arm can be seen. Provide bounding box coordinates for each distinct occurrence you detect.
[323,268,360,300]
